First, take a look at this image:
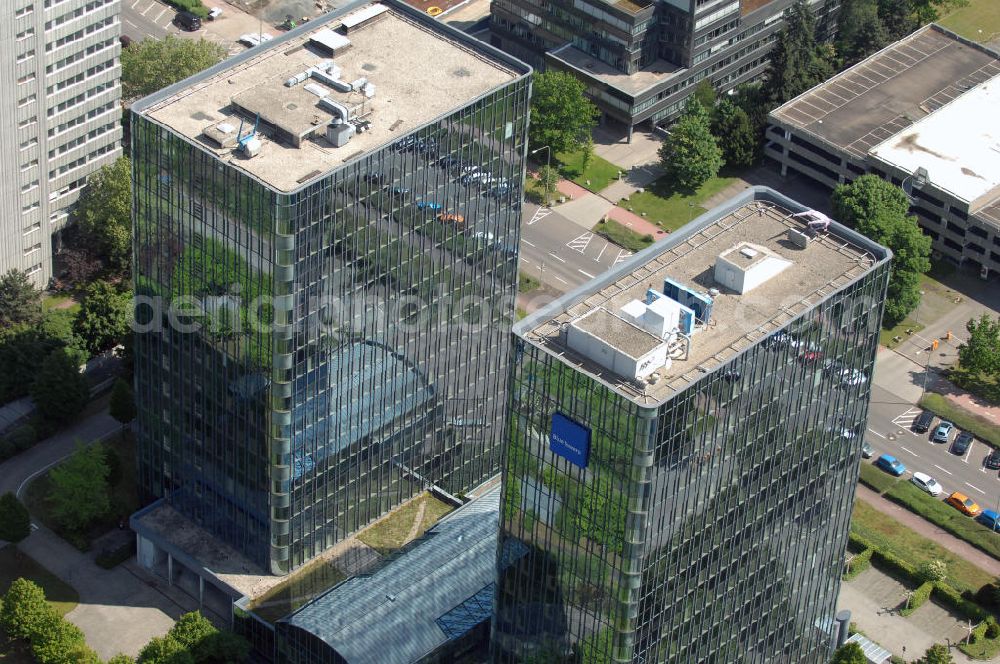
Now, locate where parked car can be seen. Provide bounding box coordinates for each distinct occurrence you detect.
[913,409,935,433]
[932,420,955,444]
[911,472,943,497]
[364,172,386,183]
[840,369,868,387]
[416,201,443,211]
[392,186,410,196]
[985,448,1000,470]
[874,454,906,476]
[977,509,1000,532]
[437,213,464,225]
[950,431,973,456]
[175,10,202,31]
[946,491,982,517]
[861,440,874,458]
[800,349,823,364]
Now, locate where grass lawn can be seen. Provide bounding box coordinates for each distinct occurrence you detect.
[593,219,655,253]
[919,393,1000,448]
[858,462,901,494]
[851,500,994,595]
[248,558,346,623]
[357,492,455,555]
[524,176,549,205]
[879,318,925,349]
[885,481,1000,561]
[617,173,739,232]
[555,148,622,192]
[41,294,79,315]
[518,272,541,294]
[939,0,1000,41]
[0,546,78,616]
[24,431,140,551]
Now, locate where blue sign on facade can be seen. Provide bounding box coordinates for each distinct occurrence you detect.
[550,412,591,468]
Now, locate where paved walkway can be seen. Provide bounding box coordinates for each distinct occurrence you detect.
[855,484,1000,576]
[0,411,192,659]
[605,205,667,238]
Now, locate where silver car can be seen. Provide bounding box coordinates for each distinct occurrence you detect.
[911,471,943,497]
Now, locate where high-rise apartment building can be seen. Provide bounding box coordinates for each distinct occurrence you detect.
[489,0,837,137]
[2,0,122,286]
[130,0,530,576]
[492,188,890,662]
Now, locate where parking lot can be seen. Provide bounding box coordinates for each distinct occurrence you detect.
[123,0,178,39]
[864,385,1000,510]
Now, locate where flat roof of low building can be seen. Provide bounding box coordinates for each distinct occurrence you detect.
[137,1,524,193]
[870,75,1000,209]
[548,43,681,96]
[573,308,664,359]
[515,188,891,407]
[282,486,501,663]
[769,25,1000,159]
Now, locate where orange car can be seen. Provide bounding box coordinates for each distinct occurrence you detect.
[437,213,465,225]
[946,492,982,517]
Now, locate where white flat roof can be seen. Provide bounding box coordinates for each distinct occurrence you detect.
[870,74,1000,207]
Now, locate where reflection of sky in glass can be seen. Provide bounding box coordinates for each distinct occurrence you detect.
[290,340,436,479]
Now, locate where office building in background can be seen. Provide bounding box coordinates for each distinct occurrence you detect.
[493,188,890,662]
[489,0,837,138]
[1,0,122,286]
[129,0,530,590]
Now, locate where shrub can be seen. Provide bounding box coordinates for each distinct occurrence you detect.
[871,547,919,584]
[919,559,948,584]
[987,619,1000,639]
[858,462,898,493]
[844,547,874,580]
[899,581,933,616]
[932,582,987,621]
[96,540,136,569]
[6,424,37,452]
[0,578,52,641]
[0,492,31,542]
[164,0,208,18]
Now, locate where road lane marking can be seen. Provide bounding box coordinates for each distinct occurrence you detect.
[867,429,886,439]
[154,7,167,22]
[900,446,918,457]
[578,269,595,279]
[595,244,607,262]
[614,249,632,265]
[966,482,986,495]
[548,252,566,263]
[933,464,953,476]
[139,2,154,15]
[567,232,593,253]
[521,239,535,247]
[527,207,551,225]
[552,275,568,284]
[964,441,974,463]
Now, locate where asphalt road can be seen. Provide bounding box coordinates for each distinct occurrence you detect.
[122,0,178,40]
[518,203,632,293]
[864,382,1000,508]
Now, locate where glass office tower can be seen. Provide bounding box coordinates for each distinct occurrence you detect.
[492,190,891,663]
[131,1,531,575]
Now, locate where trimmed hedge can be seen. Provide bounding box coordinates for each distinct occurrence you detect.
[858,462,899,494]
[885,481,1000,561]
[920,392,1000,448]
[899,581,933,616]
[844,547,874,580]
[95,540,135,570]
[164,0,208,18]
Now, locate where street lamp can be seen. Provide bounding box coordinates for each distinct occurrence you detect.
[531,145,552,205]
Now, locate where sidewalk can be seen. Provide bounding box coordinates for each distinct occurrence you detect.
[855,484,1000,576]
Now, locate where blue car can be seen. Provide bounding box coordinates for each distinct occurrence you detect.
[417,201,443,211]
[978,509,1000,532]
[874,454,906,476]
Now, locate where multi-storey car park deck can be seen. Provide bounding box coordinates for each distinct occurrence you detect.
[766,24,1000,278]
[140,3,518,192]
[519,192,881,406]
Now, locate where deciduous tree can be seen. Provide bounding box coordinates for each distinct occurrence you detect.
[830,641,866,664]
[658,99,724,192]
[711,99,757,170]
[918,643,954,664]
[959,315,1000,376]
[138,635,196,664]
[692,79,717,111]
[30,348,89,425]
[0,270,42,331]
[73,280,131,355]
[74,157,132,277]
[121,36,227,100]
[47,442,110,532]
[110,378,137,429]
[528,71,599,155]
[837,0,888,65]
[0,578,51,641]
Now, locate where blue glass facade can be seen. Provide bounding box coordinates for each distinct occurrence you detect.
[132,7,531,575]
[492,197,892,663]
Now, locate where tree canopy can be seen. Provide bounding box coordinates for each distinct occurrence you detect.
[712,98,757,170]
[918,643,954,664]
[830,641,866,664]
[121,36,227,100]
[763,0,836,105]
[0,270,42,331]
[528,71,600,155]
[48,442,111,532]
[74,280,131,355]
[110,378,137,428]
[0,492,31,542]
[73,157,132,277]
[831,175,931,326]
[959,315,1000,376]
[837,0,888,65]
[658,99,724,192]
[30,348,90,425]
